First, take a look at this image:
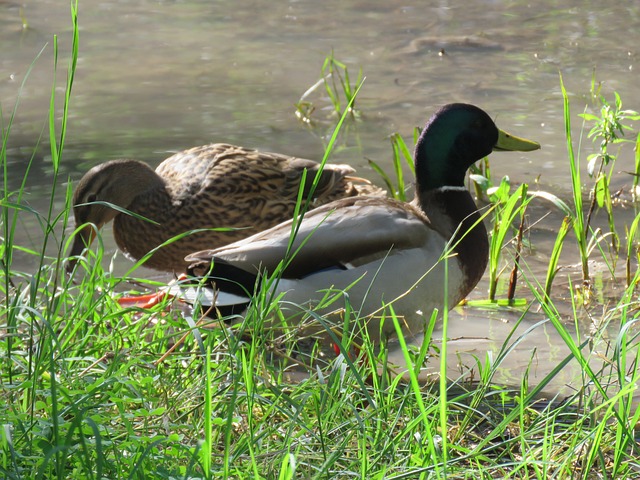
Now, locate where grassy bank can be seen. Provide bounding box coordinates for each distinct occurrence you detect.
[2,6,640,480]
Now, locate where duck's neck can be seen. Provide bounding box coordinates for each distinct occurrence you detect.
[105,161,168,212]
[112,169,175,266]
[415,186,489,294]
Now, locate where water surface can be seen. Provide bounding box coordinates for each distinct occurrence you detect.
[2,0,640,399]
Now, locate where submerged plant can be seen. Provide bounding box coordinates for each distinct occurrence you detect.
[560,74,592,290]
[580,87,640,253]
[294,51,364,125]
[475,177,531,303]
[558,75,640,296]
[368,129,418,202]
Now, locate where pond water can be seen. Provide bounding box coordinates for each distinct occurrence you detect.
[2,0,640,400]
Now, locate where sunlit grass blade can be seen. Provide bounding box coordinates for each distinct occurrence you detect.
[544,216,571,301]
[625,212,640,287]
[487,182,530,301]
[634,132,640,199]
[321,52,363,118]
[560,73,590,285]
[200,346,213,478]
[390,305,443,476]
[367,157,397,197]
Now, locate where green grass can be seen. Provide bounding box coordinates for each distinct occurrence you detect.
[3,9,640,480]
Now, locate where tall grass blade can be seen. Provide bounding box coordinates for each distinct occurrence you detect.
[625,212,640,287]
[201,346,213,478]
[368,131,416,201]
[285,78,365,258]
[390,306,442,476]
[560,73,590,284]
[634,132,640,199]
[544,217,571,300]
[487,182,529,301]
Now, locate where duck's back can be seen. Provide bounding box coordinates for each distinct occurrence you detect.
[157,143,363,200]
[114,144,383,271]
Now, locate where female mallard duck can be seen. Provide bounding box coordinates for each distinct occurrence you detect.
[68,143,383,272]
[182,104,540,342]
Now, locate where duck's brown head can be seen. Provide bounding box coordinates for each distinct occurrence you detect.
[66,159,163,272]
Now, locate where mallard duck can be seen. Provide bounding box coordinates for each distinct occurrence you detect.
[182,103,541,342]
[67,143,383,272]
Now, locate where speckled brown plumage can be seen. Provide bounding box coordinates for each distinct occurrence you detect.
[68,143,384,272]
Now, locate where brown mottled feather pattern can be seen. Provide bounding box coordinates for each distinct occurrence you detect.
[70,143,385,272]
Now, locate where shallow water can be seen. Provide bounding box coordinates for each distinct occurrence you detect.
[2,0,640,399]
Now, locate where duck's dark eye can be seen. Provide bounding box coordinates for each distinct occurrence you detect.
[86,193,97,203]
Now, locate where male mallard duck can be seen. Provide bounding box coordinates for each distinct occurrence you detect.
[182,104,541,342]
[68,143,383,272]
